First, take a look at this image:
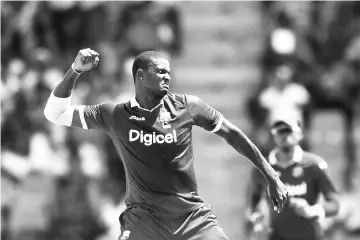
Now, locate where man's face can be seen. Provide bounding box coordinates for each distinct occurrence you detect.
[141,58,171,96]
[272,124,302,148]
[274,66,292,87]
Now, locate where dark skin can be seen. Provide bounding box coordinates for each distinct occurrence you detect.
[51,48,289,213]
[134,58,171,110]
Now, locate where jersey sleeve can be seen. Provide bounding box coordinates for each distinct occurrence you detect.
[312,158,338,199]
[290,84,310,105]
[184,94,224,132]
[259,88,275,109]
[78,103,116,132]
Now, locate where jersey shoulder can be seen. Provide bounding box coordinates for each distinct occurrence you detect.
[113,101,133,118]
[102,101,127,121]
[166,92,187,108]
[98,101,126,114]
[300,151,328,170]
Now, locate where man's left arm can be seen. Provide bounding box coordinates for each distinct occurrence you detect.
[312,159,340,218]
[185,94,289,212]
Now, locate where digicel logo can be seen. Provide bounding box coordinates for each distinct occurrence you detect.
[129,130,177,146]
[285,182,307,197]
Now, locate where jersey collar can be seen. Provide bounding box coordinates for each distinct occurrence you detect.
[130,96,166,112]
[269,145,303,168]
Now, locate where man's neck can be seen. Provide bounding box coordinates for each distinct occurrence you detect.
[277,146,296,164]
[135,91,165,110]
[275,84,286,91]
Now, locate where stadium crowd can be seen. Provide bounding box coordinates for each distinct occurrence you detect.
[1,1,360,240]
[247,1,360,190]
[1,1,182,240]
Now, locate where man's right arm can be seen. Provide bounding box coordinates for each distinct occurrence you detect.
[44,48,113,131]
[185,94,289,212]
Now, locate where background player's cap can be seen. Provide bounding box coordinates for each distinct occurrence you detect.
[271,114,301,134]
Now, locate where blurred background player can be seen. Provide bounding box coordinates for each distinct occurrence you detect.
[256,64,310,155]
[245,114,339,240]
[250,1,360,191]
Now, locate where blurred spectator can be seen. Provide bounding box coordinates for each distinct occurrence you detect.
[2,59,34,156]
[257,1,360,191]
[31,1,106,65]
[113,1,183,83]
[115,1,182,58]
[260,2,315,80]
[305,1,360,190]
[259,65,309,127]
[246,65,310,156]
[2,2,184,240]
[46,137,106,240]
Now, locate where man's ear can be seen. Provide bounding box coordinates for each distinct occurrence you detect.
[296,131,304,142]
[136,69,144,81]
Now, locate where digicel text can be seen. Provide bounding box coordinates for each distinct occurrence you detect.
[129,130,177,146]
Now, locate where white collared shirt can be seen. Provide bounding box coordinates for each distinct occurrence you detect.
[269,146,303,168]
[130,96,166,112]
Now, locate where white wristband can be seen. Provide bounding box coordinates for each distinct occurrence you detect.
[71,63,83,75]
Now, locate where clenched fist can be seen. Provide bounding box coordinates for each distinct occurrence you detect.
[73,48,100,72]
[267,176,289,213]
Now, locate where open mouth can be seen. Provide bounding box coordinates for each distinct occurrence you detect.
[160,83,169,89]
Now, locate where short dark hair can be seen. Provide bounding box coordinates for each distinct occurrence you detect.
[132,51,167,80]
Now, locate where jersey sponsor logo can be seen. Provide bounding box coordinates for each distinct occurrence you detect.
[285,182,307,196]
[129,115,145,121]
[129,129,177,146]
[292,166,304,178]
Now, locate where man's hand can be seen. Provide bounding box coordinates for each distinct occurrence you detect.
[73,48,100,72]
[290,198,325,220]
[267,177,289,213]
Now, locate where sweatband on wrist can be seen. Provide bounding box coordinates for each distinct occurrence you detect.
[71,63,83,75]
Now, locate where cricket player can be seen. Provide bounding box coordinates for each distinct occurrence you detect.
[44,48,289,240]
[246,115,339,240]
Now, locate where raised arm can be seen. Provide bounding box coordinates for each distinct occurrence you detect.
[44,48,113,131]
[185,94,288,212]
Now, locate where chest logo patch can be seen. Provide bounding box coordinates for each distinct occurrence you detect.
[292,166,304,178]
[129,115,145,121]
[285,182,307,197]
[157,107,172,129]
